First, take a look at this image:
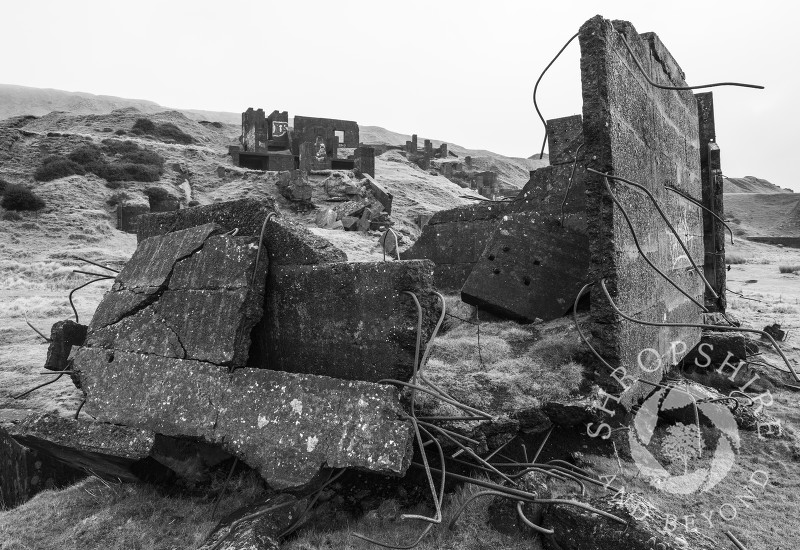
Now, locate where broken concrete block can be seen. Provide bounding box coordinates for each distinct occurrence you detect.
[277,170,313,203]
[137,198,275,241]
[315,208,338,229]
[763,323,787,342]
[116,201,149,234]
[1,425,84,507]
[74,348,414,490]
[88,228,267,368]
[44,319,87,371]
[8,413,156,483]
[149,434,231,483]
[262,260,437,383]
[580,16,704,397]
[341,216,359,231]
[461,212,590,322]
[402,203,506,291]
[546,114,585,166]
[363,174,393,215]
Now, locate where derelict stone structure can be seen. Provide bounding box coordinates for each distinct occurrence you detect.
[696,92,726,311]
[579,16,704,391]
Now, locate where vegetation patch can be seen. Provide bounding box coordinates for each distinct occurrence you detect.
[1,184,46,211]
[726,254,747,265]
[779,265,800,274]
[131,117,194,144]
[33,141,165,183]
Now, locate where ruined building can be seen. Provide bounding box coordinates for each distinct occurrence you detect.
[230,108,375,177]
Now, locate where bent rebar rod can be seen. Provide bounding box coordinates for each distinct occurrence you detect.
[534,32,580,159]
[560,143,585,226]
[588,168,718,301]
[69,276,113,323]
[594,174,708,312]
[664,185,734,245]
[597,278,799,383]
[251,212,277,285]
[74,256,120,274]
[611,25,764,91]
[14,373,65,399]
[25,313,51,342]
[517,501,555,535]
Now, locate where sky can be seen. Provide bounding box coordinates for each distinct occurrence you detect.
[2,0,798,190]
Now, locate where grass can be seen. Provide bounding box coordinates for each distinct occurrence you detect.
[131,118,194,145]
[1,185,46,211]
[779,265,800,274]
[33,141,165,184]
[726,254,747,265]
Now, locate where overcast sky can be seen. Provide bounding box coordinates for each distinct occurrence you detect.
[2,0,797,190]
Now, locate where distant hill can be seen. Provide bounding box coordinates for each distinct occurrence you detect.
[0,83,241,125]
[723,176,793,194]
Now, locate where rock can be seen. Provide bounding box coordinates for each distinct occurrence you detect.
[44,319,87,371]
[322,172,353,198]
[263,260,438,383]
[379,230,399,258]
[487,472,550,535]
[8,413,157,482]
[277,170,312,203]
[315,208,337,229]
[1,425,84,507]
[198,494,308,550]
[763,323,788,342]
[74,348,414,490]
[341,216,359,231]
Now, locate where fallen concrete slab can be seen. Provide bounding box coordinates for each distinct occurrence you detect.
[74,348,414,490]
[461,163,589,322]
[1,425,84,507]
[402,203,505,291]
[88,225,268,368]
[8,413,155,483]
[44,319,87,371]
[262,260,438,382]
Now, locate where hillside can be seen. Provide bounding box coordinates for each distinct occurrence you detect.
[723,175,794,194]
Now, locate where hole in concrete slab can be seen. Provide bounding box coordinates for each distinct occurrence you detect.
[533,260,541,266]
[502,246,511,252]
[493,268,501,275]
[488,254,495,261]
[106,351,114,363]
[522,276,531,286]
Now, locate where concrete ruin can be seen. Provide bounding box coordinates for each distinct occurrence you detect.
[405,15,726,400]
[230,109,375,176]
[9,198,439,491]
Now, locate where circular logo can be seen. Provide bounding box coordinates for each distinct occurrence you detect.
[629,385,740,495]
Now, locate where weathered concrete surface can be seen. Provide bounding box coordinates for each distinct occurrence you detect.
[8,414,154,483]
[461,213,590,322]
[88,225,267,368]
[137,198,275,241]
[74,348,414,490]
[461,163,589,322]
[263,260,437,383]
[580,16,704,397]
[696,92,726,311]
[198,494,308,550]
[1,425,84,507]
[546,115,585,166]
[44,319,87,371]
[402,203,506,291]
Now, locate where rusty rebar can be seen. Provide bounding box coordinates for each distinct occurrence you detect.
[381,228,401,261]
[69,277,112,323]
[725,531,749,550]
[590,168,717,302]
[447,490,510,531]
[72,269,116,279]
[73,256,120,273]
[560,143,585,227]
[13,373,65,400]
[74,398,86,420]
[379,380,492,420]
[534,31,580,159]
[612,25,764,91]
[516,501,554,535]
[664,185,734,244]
[252,212,276,285]
[597,278,799,382]
[24,314,51,343]
[595,175,708,312]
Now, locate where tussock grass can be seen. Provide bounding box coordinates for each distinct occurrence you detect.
[285,478,535,550]
[0,472,268,550]
[726,254,747,265]
[779,265,800,274]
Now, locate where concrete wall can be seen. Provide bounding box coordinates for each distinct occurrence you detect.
[292,116,359,156]
[580,16,704,396]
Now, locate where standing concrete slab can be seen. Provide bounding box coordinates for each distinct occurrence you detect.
[74,348,413,490]
[580,16,704,392]
[696,92,726,311]
[402,203,506,292]
[546,115,585,166]
[263,260,437,382]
